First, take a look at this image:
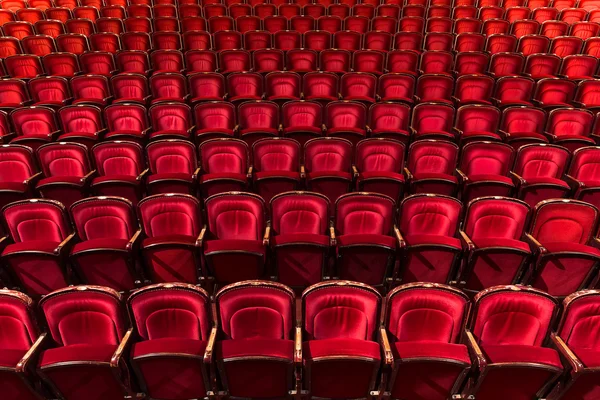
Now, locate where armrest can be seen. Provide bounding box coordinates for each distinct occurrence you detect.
[80,169,97,184]
[196,225,207,248]
[352,165,359,179]
[54,232,76,256]
[322,124,327,132]
[16,332,47,373]
[23,171,43,186]
[524,233,547,256]
[394,225,406,249]
[379,327,394,367]
[294,327,302,366]
[263,222,271,246]
[465,330,486,370]
[564,174,584,190]
[247,166,253,180]
[551,333,584,374]
[509,171,526,186]
[456,168,468,183]
[111,328,133,368]
[204,326,217,364]
[497,129,509,139]
[192,167,201,181]
[329,224,336,246]
[300,165,306,179]
[459,230,475,252]
[126,228,142,251]
[136,168,149,182]
[572,101,586,108]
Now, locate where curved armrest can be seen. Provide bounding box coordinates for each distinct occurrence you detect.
[509,171,526,187]
[23,171,43,186]
[352,165,359,179]
[394,226,405,249]
[192,167,201,181]
[16,332,47,373]
[403,167,413,181]
[80,169,97,184]
[204,326,217,364]
[456,169,468,183]
[54,232,76,256]
[564,174,585,191]
[465,330,486,370]
[263,222,271,246]
[379,327,394,367]
[459,230,475,252]
[126,228,142,251]
[196,225,207,248]
[111,328,133,368]
[294,327,302,365]
[524,233,547,256]
[300,165,306,180]
[551,333,584,374]
[329,225,337,246]
[136,168,149,182]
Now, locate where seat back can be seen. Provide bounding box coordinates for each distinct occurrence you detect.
[399,194,462,237]
[513,144,570,179]
[456,104,500,134]
[464,197,530,241]
[355,138,405,173]
[407,140,458,175]
[558,291,600,350]
[11,106,57,137]
[569,146,600,181]
[92,141,144,178]
[194,102,236,133]
[205,192,265,241]
[281,100,322,131]
[304,137,352,173]
[530,199,598,245]
[411,102,454,134]
[0,145,37,184]
[138,193,202,239]
[104,103,149,134]
[252,138,300,173]
[58,105,103,135]
[37,142,91,178]
[199,138,249,175]
[146,139,196,175]
[270,191,329,236]
[546,108,594,137]
[70,196,137,241]
[459,141,515,176]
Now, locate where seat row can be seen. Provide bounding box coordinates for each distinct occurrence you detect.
[4,281,600,400]
[2,188,600,297]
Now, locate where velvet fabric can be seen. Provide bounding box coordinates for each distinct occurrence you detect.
[238,101,280,146]
[199,138,249,196]
[0,368,42,400]
[104,103,149,138]
[0,145,37,201]
[303,71,339,102]
[189,73,226,102]
[226,72,263,102]
[11,106,57,139]
[411,103,454,138]
[149,103,192,139]
[325,101,367,144]
[253,138,301,202]
[5,55,43,79]
[368,102,410,140]
[185,50,217,74]
[110,74,149,103]
[92,141,144,179]
[455,105,501,141]
[407,140,459,195]
[319,49,351,73]
[454,75,495,105]
[150,50,184,74]
[219,50,251,74]
[416,74,454,103]
[149,74,187,103]
[29,77,69,107]
[494,77,535,106]
[355,138,405,199]
[340,72,377,102]
[280,100,323,140]
[57,105,103,145]
[193,101,236,141]
[559,294,600,357]
[264,71,300,100]
[70,75,111,106]
[146,139,197,194]
[0,79,28,108]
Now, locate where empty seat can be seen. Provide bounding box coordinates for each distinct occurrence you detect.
[406,139,459,196]
[237,101,280,147]
[416,74,454,104]
[111,73,150,104]
[80,52,117,77]
[410,102,455,141]
[462,285,562,399]
[145,139,198,195]
[382,283,471,400]
[104,103,150,143]
[149,102,192,140]
[301,281,382,399]
[324,100,367,145]
[575,79,600,111]
[38,286,136,399]
[252,138,301,204]
[354,138,405,201]
[0,145,40,209]
[70,75,112,107]
[368,102,411,143]
[4,55,43,79]
[453,74,495,106]
[138,193,204,284]
[1,199,73,296]
[302,71,339,103]
[10,106,60,150]
[567,147,600,210]
[56,104,104,149]
[500,106,549,148]
[203,192,267,283]
[149,73,187,104]
[128,283,212,400]
[265,72,301,103]
[280,100,323,146]
[454,104,502,143]
[227,72,263,104]
[526,199,600,297]
[459,196,532,293]
[69,196,142,289]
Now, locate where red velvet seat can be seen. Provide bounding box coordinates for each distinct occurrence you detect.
[42,52,80,78]
[2,21,34,40]
[148,102,192,140]
[0,290,46,400]
[90,32,121,53]
[406,139,459,195]
[419,50,453,75]
[367,102,410,144]
[193,101,236,144]
[150,49,184,74]
[70,196,142,290]
[493,75,535,108]
[80,52,117,77]
[55,33,89,55]
[128,283,212,400]
[204,192,267,283]
[383,283,471,400]
[145,139,198,195]
[459,196,531,293]
[115,50,151,75]
[333,192,398,286]
[121,31,152,51]
[27,76,70,110]
[301,33,329,54]
[148,73,187,104]
[1,199,74,296]
[57,105,104,149]
[567,147,600,210]
[104,103,150,143]
[488,52,524,77]
[458,141,515,202]
[198,138,249,198]
[462,285,562,400]
[352,50,385,75]
[500,106,549,148]
[324,100,367,145]
[454,51,489,76]
[265,71,301,103]
[454,104,502,144]
[397,194,462,283]
[410,102,455,141]
[226,72,263,104]
[189,73,226,103]
[10,106,59,150]
[453,74,494,107]
[280,100,323,146]
[526,199,600,297]
[219,49,252,74]
[512,144,571,207]
[38,286,136,400]
[534,78,577,110]
[354,138,405,201]
[560,54,598,80]
[253,49,285,74]
[36,142,94,208]
[0,145,40,209]
[90,141,146,203]
[184,50,217,74]
[243,31,272,51]
[334,30,362,51]
[252,138,301,204]
[304,137,353,205]
[214,281,296,398]
[138,193,204,284]
[22,35,57,57]
[386,50,419,75]
[416,74,453,104]
[0,79,30,110]
[302,71,339,103]
[110,73,150,105]
[551,36,584,58]
[301,281,383,399]
[423,32,454,51]
[339,72,377,103]
[35,20,66,38]
[320,49,351,73]
[575,79,600,111]
[70,75,113,107]
[547,290,600,400]
[182,32,211,52]
[237,100,280,147]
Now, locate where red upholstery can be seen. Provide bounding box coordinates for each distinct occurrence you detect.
[145,139,197,195]
[252,138,301,204]
[355,138,405,201]
[199,138,249,197]
[0,145,38,209]
[407,140,459,196]
[411,102,455,140]
[104,103,149,143]
[193,101,236,143]
[455,104,501,143]
[139,194,202,283]
[281,100,323,145]
[325,100,367,145]
[569,147,600,210]
[237,100,279,147]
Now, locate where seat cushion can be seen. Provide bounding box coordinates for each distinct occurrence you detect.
[105,130,144,139]
[0,181,28,193]
[147,173,193,184]
[405,234,461,249]
[37,176,85,187]
[542,242,600,258]
[92,175,139,185]
[204,239,265,255]
[283,126,322,135]
[337,233,397,249]
[394,340,470,364]
[254,171,300,181]
[523,177,569,188]
[217,338,293,361]
[40,344,117,368]
[571,346,600,368]
[0,349,27,368]
[555,135,595,144]
[272,233,330,247]
[200,173,247,184]
[473,237,531,253]
[303,338,381,360]
[132,337,207,359]
[359,171,405,182]
[3,240,59,256]
[142,234,196,248]
[72,238,130,255]
[481,344,562,369]
[412,172,458,183]
[467,174,514,185]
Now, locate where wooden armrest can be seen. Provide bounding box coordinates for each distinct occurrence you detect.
[23,171,43,186]
[394,225,405,249]
[509,171,526,186]
[456,168,468,182]
[524,233,547,255]
[247,166,253,180]
[379,327,394,367]
[294,327,302,365]
[403,167,413,180]
[16,333,47,373]
[465,330,486,369]
[54,232,76,255]
[564,174,584,189]
[263,222,271,246]
[126,228,142,251]
[329,225,336,246]
[551,333,584,374]
[300,165,306,179]
[204,326,217,364]
[80,169,97,184]
[352,165,359,179]
[111,328,133,368]
[192,167,201,180]
[196,225,207,248]
[136,168,149,182]
[459,230,475,251]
